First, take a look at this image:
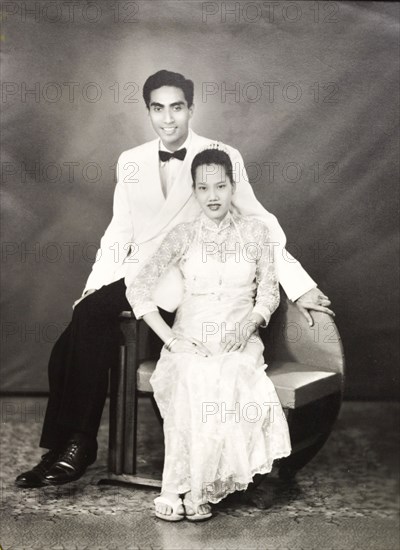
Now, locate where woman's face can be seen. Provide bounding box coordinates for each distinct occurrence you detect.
[193,163,235,224]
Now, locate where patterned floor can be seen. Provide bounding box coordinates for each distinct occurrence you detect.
[0,398,398,550]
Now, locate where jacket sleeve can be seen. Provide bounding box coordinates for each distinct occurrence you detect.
[82,151,135,295]
[229,147,317,301]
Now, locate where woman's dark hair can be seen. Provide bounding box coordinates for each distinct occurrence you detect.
[143,70,194,108]
[191,148,234,187]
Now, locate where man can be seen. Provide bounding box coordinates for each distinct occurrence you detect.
[16,70,333,488]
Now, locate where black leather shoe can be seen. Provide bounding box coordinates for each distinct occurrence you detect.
[43,438,97,485]
[15,449,60,488]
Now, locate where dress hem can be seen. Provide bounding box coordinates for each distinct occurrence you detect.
[162,449,292,506]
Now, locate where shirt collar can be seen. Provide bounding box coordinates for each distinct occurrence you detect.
[199,209,234,232]
[159,129,192,153]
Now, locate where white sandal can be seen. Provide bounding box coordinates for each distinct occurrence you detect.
[154,495,185,522]
[183,498,212,521]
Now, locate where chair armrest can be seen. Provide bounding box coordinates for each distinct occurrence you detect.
[119,312,153,362]
[118,312,139,349]
[264,299,345,376]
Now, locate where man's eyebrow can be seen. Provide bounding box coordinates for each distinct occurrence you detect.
[149,101,185,108]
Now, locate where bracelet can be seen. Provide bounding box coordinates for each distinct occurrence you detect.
[164,336,178,352]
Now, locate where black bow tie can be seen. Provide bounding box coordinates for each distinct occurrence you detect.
[159,148,187,162]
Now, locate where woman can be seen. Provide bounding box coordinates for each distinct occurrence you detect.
[127,147,291,521]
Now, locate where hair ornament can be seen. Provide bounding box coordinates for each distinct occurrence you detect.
[201,142,230,155]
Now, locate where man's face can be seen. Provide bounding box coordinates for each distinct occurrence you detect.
[193,164,235,224]
[148,86,194,151]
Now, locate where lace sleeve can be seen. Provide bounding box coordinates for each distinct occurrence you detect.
[252,223,280,327]
[126,223,192,318]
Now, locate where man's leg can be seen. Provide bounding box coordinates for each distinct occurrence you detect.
[16,278,175,487]
[40,278,131,450]
[16,278,130,487]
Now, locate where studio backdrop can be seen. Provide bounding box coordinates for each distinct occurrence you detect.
[1,1,399,398]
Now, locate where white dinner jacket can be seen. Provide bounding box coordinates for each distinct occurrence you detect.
[83,130,316,310]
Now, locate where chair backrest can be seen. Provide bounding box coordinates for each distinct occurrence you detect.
[263,297,345,376]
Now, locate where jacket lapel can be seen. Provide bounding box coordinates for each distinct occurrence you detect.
[137,130,207,244]
[136,139,165,213]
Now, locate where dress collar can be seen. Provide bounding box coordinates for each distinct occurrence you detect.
[199,209,234,232]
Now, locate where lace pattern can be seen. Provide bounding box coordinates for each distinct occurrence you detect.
[127,211,280,323]
[127,210,290,506]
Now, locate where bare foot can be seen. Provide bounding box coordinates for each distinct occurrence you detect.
[154,491,184,521]
[183,491,212,519]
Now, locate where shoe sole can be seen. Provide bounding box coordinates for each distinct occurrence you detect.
[186,513,213,522]
[15,480,46,488]
[155,512,185,522]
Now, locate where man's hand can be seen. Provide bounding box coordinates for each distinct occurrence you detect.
[72,289,97,310]
[295,287,335,327]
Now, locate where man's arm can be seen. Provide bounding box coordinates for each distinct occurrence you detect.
[81,151,134,297]
[229,147,334,325]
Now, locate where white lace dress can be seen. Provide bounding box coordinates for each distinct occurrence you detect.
[127,211,291,505]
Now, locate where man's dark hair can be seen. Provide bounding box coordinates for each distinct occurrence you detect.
[143,70,194,108]
[191,148,234,186]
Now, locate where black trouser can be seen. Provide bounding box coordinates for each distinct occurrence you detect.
[40,278,174,450]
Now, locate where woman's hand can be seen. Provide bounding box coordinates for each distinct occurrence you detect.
[221,320,258,353]
[169,336,211,357]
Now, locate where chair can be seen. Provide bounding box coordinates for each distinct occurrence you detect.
[106,297,344,486]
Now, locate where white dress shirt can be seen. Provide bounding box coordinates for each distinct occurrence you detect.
[159,133,192,198]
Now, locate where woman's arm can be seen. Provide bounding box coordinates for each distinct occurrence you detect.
[222,220,279,353]
[251,223,280,327]
[126,223,191,319]
[127,222,210,356]
[142,311,209,356]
